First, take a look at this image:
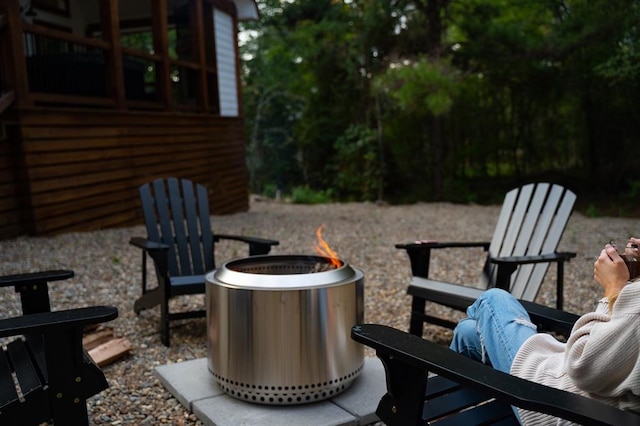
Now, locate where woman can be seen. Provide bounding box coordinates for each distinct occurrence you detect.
[449,238,640,425]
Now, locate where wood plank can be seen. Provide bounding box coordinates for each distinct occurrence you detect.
[23,23,111,50]
[17,109,242,127]
[87,337,132,367]
[33,204,139,234]
[30,189,137,220]
[83,328,115,351]
[21,124,234,140]
[31,92,116,107]
[29,169,134,193]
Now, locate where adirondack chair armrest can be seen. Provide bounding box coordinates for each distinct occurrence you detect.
[490,251,576,266]
[129,237,173,296]
[0,270,76,314]
[0,270,74,288]
[0,306,118,338]
[395,241,491,278]
[491,251,576,309]
[351,324,640,426]
[213,234,280,256]
[519,299,579,335]
[129,237,170,252]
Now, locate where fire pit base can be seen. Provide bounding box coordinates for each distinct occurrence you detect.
[210,364,363,405]
[205,255,365,405]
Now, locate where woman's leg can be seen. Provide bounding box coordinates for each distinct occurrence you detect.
[449,288,537,373]
[449,317,484,362]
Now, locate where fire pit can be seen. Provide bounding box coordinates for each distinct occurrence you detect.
[205,254,364,405]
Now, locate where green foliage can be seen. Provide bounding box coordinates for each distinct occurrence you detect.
[586,204,600,218]
[290,186,334,204]
[261,183,280,199]
[373,58,460,116]
[626,180,640,198]
[241,0,640,209]
[331,125,382,201]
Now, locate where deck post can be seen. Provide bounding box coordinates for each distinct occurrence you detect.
[101,0,126,109]
[0,0,31,108]
[192,0,209,113]
[152,0,172,110]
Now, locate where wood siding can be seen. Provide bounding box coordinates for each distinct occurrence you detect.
[0,107,249,238]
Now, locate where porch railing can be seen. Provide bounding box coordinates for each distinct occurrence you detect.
[0,0,222,115]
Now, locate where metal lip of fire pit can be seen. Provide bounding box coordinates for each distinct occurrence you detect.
[206,254,364,405]
[212,254,356,290]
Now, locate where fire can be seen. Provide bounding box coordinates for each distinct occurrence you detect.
[314,225,341,268]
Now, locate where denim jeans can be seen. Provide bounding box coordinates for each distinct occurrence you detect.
[449,288,538,374]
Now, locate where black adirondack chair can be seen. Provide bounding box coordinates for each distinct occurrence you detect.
[129,177,279,346]
[351,322,640,426]
[396,182,577,335]
[0,270,118,426]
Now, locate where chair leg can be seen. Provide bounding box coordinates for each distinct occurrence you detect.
[556,261,564,311]
[160,293,170,347]
[409,297,427,337]
[376,351,428,426]
[44,330,91,426]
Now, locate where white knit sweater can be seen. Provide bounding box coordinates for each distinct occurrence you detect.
[510,281,640,425]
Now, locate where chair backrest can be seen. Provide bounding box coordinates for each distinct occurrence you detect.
[478,183,576,300]
[139,177,215,277]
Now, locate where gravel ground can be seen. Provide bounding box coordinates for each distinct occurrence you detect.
[1,197,638,425]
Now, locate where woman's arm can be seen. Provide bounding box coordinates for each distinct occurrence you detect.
[564,282,640,395]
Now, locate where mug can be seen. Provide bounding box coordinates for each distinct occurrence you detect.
[611,240,640,280]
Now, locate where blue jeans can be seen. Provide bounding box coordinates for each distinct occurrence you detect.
[449,288,538,373]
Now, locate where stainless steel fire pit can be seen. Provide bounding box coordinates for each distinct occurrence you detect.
[205,255,364,405]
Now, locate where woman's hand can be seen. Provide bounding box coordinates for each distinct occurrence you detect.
[594,243,630,298]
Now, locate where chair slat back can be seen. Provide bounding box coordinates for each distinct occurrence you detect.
[139,178,215,278]
[518,187,575,300]
[478,183,575,300]
[0,346,19,408]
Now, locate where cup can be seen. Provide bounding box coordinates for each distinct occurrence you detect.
[611,240,640,280]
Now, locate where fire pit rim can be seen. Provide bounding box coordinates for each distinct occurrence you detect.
[209,254,359,290]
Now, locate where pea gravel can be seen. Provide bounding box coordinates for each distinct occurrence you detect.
[1,197,638,425]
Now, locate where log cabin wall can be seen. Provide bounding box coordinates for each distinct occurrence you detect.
[2,108,248,237]
[0,0,258,239]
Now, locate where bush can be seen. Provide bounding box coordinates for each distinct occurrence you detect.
[290,186,333,204]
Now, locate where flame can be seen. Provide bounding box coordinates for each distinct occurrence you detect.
[314,225,341,268]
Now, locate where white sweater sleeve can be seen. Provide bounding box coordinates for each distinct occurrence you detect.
[564,283,640,396]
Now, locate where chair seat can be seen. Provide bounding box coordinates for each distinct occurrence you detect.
[0,339,46,412]
[424,375,518,425]
[169,275,206,296]
[408,277,482,311]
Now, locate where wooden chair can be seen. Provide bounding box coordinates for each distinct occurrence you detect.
[351,322,640,426]
[0,270,118,426]
[129,177,279,346]
[396,182,576,335]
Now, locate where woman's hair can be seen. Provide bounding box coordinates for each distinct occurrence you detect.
[608,292,619,314]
